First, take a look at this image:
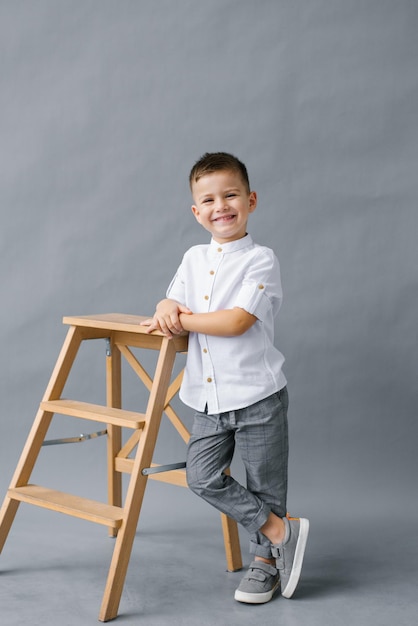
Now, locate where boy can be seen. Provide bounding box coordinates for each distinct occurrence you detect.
[141,152,309,604]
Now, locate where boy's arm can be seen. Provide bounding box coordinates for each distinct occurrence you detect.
[141,300,257,339]
[179,308,257,337]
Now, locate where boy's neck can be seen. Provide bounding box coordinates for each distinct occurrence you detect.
[212,232,249,245]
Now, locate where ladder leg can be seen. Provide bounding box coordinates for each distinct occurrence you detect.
[220,467,242,571]
[99,444,150,621]
[0,498,19,553]
[221,513,243,571]
[0,325,83,553]
[99,338,177,621]
[0,405,55,554]
[106,338,122,537]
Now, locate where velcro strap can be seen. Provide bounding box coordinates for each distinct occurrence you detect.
[246,561,277,581]
[247,568,269,582]
[271,546,284,570]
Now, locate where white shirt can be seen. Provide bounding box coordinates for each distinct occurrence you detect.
[166,234,287,414]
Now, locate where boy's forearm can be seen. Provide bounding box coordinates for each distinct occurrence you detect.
[179,308,256,337]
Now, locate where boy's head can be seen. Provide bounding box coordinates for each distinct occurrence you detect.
[189,152,257,244]
[189,152,250,194]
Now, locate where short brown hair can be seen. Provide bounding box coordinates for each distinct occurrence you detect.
[189,152,250,193]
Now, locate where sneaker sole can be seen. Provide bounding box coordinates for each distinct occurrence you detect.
[281,517,310,599]
[234,580,280,604]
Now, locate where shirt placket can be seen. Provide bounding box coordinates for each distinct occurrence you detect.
[200,245,224,413]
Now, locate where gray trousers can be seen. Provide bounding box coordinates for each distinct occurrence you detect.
[186,387,289,559]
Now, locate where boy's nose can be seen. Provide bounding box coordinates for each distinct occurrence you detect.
[214,199,228,211]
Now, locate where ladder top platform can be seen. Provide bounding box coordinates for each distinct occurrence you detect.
[63,313,189,337]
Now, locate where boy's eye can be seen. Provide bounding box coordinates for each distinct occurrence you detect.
[202,198,213,204]
[226,193,237,198]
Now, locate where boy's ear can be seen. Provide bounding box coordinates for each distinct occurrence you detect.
[249,191,257,212]
[191,204,201,223]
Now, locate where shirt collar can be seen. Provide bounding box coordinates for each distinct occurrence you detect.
[209,233,254,255]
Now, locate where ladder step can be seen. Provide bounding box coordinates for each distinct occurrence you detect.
[8,485,123,528]
[40,399,145,429]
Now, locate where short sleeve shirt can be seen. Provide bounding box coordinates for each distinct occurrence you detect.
[166,234,287,414]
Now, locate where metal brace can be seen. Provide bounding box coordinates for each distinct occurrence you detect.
[141,462,186,476]
[42,430,107,446]
[105,337,112,357]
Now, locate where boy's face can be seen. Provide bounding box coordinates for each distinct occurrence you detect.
[191,170,257,244]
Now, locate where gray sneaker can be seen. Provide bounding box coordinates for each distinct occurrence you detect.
[271,516,309,598]
[234,561,279,604]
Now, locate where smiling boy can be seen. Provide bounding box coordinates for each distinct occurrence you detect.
[142,152,309,604]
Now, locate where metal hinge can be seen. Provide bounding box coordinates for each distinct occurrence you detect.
[42,430,107,446]
[141,462,186,476]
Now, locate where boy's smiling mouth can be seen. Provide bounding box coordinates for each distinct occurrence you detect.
[212,214,236,222]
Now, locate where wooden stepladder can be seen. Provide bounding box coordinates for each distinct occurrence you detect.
[0,314,242,622]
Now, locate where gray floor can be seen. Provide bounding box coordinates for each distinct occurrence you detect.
[1,477,417,626]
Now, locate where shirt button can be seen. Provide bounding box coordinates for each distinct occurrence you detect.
[258,284,265,289]
[207,377,212,383]
[217,247,222,253]
[203,348,208,353]
[204,295,209,300]
[209,270,215,275]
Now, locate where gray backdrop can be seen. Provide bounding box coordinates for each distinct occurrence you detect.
[1,0,417,528]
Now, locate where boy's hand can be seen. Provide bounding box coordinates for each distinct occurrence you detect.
[140,299,192,338]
